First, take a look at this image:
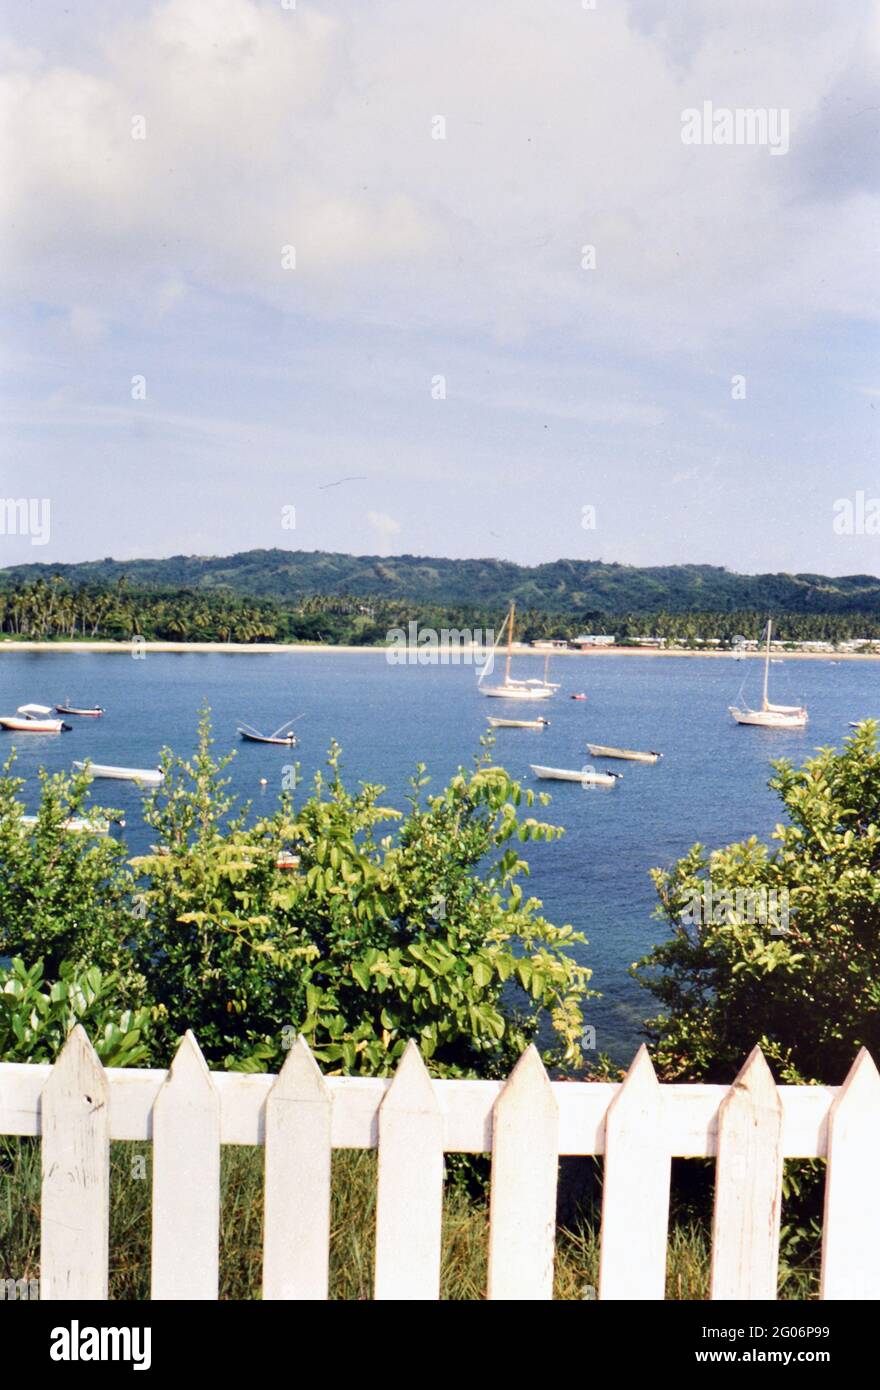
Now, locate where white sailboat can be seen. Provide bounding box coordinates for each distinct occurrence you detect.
[479,602,560,701]
[729,622,807,729]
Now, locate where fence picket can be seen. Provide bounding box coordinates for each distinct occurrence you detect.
[599,1045,670,1299]
[710,1046,783,1300]
[820,1048,880,1299]
[263,1036,332,1300]
[374,1041,444,1300]
[40,1025,110,1300]
[151,1031,220,1299]
[487,1045,558,1300]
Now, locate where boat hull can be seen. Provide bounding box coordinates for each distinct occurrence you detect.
[530,764,620,787]
[0,717,69,733]
[587,744,661,763]
[73,762,164,786]
[729,706,807,729]
[55,706,104,717]
[238,730,298,745]
[481,685,555,701]
[487,717,548,729]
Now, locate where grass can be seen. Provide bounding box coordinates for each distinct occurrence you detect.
[0,1138,819,1300]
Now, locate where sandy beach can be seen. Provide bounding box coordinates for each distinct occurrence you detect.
[0,639,877,661]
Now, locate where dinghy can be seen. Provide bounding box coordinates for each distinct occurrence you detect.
[55,703,104,717]
[530,764,621,787]
[487,716,549,729]
[587,743,662,764]
[237,717,301,746]
[0,704,71,733]
[73,762,164,787]
[729,622,807,729]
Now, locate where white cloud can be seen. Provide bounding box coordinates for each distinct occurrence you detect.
[366,510,401,553]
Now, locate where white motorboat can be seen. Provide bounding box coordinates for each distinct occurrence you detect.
[0,704,71,733]
[479,603,560,701]
[530,764,621,787]
[587,743,662,764]
[486,716,549,729]
[73,762,164,787]
[20,815,117,834]
[729,622,807,729]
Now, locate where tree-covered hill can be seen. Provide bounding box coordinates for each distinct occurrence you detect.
[2,549,880,615]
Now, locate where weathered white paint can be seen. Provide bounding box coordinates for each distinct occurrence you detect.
[263,1037,332,1301]
[40,1025,110,1300]
[820,1049,880,1300]
[710,1047,784,1301]
[487,1045,559,1300]
[151,1032,220,1300]
[374,1041,445,1300]
[599,1045,670,1300]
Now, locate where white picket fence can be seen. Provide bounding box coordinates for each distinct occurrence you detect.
[2,1026,879,1300]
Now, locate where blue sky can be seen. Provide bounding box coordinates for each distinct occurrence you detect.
[1,0,878,573]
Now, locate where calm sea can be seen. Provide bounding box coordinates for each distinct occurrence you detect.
[0,648,872,1061]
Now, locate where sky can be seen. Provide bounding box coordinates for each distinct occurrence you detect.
[1,0,878,574]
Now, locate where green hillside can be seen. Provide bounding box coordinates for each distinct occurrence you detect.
[2,550,879,615]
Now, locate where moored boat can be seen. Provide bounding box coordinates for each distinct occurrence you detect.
[587,743,662,764]
[56,703,104,717]
[530,763,621,787]
[729,622,808,729]
[486,716,549,729]
[21,815,118,834]
[479,603,559,700]
[73,762,164,787]
[237,718,301,746]
[0,704,71,733]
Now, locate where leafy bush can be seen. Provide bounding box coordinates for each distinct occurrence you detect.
[131,712,593,1074]
[0,957,151,1066]
[635,722,880,1085]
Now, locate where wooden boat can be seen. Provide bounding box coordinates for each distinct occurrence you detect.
[729,622,807,729]
[530,764,621,787]
[486,716,549,729]
[587,743,662,764]
[55,703,104,717]
[0,704,71,733]
[237,718,301,746]
[73,762,164,787]
[479,603,559,701]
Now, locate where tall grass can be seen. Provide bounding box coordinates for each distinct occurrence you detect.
[0,1138,818,1300]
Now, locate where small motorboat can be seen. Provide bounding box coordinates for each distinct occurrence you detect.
[530,764,621,787]
[237,717,301,747]
[55,703,104,717]
[0,704,71,733]
[486,716,549,729]
[587,743,663,764]
[570,693,587,701]
[73,762,164,787]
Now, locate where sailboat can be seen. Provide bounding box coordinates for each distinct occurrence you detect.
[478,603,560,701]
[729,622,807,729]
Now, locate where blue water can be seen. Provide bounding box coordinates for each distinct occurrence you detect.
[0,649,872,1059]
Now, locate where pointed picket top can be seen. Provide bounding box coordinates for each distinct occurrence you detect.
[723,1044,782,1115]
[43,1023,108,1105]
[821,1049,880,1300]
[380,1039,442,1116]
[488,1045,559,1300]
[495,1042,557,1120]
[263,1035,332,1301]
[151,1029,220,1300]
[271,1033,331,1103]
[600,1043,670,1300]
[40,1025,110,1300]
[711,1046,784,1301]
[375,1041,444,1300]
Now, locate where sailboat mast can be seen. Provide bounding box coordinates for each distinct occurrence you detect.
[762,620,771,711]
[505,601,514,684]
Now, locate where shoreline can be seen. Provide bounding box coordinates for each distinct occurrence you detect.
[0,639,877,661]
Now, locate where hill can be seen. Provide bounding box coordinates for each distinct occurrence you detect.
[2,550,880,615]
